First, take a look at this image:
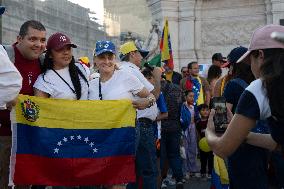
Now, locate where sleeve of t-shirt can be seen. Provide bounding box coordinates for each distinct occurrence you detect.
[124,72,144,95]
[235,90,260,120]
[132,69,154,92]
[88,78,99,100]
[33,74,54,96]
[223,81,244,105]
[156,93,168,113]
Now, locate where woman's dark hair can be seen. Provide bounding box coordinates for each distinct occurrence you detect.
[252,48,284,120]
[141,67,153,78]
[231,62,255,84]
[207,65,222,84]
[42,50,88,100]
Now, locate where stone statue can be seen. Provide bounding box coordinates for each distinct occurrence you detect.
[143,20,161,61]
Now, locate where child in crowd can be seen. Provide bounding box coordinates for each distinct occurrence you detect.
[180,90,199,179]
[196,104,213,179]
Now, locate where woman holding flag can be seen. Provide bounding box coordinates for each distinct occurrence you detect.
[33,32,90,189]
[88,40,158,189]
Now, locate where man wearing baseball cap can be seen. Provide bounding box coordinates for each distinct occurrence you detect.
[0,6,22,107]
[0,19,46,189]
[119,41,161,189]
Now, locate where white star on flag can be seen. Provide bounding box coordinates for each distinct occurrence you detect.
[54,148,59,153]
[70,136,74,140]
[93,148,98,153]
[77,135,81,140]
[63,137,68,142]
[89,142,94,147]
[57,141,62,146]
[84,137,89,143]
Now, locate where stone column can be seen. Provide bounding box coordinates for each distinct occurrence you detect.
[178,0,198,68]
[270,0,284,24]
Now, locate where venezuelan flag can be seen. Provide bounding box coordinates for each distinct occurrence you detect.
[211,155,230,189]
[160,18,174,70]
[10,95,136,186]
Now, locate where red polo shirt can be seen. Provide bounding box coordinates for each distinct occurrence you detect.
[0,43,41,136]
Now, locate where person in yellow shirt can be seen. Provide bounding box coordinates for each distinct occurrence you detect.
[180,61,210,106]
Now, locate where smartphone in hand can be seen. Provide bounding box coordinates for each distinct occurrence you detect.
[211,97,228,133]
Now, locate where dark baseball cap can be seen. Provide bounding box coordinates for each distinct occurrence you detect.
[227,46,248,64]
[0,6,5,15]
[212,53,226,62]
[46,32,77,51]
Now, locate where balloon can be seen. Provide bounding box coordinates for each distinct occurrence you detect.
[199,137,211,152]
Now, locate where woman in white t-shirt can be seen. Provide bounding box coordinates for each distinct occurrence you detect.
[89,40,155,109]
[88,41,156,189]
[34,32,89,100]
[33,33,90,189]
[205,25,284,159]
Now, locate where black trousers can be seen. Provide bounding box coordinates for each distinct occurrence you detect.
[199,151,213,174]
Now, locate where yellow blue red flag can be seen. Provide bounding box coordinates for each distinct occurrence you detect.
[211,155,230,189]
[160,18,174,70]
[10,95,136,186]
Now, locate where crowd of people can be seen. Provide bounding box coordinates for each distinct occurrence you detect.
[0,5,284,189]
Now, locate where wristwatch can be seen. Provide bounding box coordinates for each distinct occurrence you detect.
[146,96,155,107]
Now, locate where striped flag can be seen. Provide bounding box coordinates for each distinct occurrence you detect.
[10,95,136,186]
[160,18,174,70]
[211,155,230,189]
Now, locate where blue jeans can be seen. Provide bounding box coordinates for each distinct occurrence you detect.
[160,129,183,182]
[127,121,157,189]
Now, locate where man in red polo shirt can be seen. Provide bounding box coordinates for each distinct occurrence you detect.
[0,20,46,189]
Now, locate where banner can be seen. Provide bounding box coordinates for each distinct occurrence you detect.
[10,95,136,186]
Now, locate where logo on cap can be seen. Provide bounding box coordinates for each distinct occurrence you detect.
[60,35,67,42]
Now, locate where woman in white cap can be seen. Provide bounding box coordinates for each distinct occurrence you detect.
[206,24,284,184]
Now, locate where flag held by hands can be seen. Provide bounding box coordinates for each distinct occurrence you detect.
[10,95,136,186]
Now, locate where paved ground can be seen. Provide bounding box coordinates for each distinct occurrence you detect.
[167,177,211,189]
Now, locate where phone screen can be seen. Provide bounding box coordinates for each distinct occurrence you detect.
[211,97,228,133]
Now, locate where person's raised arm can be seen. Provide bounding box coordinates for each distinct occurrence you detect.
[205,110,255,158]
[150,67,162,99]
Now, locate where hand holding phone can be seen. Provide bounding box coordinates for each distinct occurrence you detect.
[211,97,228,133]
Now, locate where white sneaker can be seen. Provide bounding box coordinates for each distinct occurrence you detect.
[206,174,212,179]
[184,173,190,180]
[194,172,201,178]
[161,181,167,188]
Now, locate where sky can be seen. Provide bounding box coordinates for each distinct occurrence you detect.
[68,0,104,25]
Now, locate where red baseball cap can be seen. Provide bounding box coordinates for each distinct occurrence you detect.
[46,32,77,51]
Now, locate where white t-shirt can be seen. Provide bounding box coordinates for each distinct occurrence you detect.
[33,63,89,100]
[0,45,22,107]
[119,61,158,120]
[88,69,144,100]
[119,61,154,92]
[236,79,271,120]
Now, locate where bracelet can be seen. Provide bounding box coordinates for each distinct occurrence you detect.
[146,96,155,108]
